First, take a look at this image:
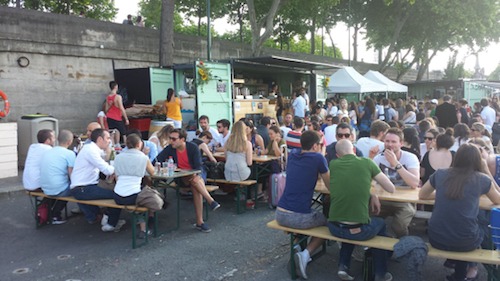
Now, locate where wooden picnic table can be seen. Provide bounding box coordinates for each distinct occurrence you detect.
[314,181,500,210]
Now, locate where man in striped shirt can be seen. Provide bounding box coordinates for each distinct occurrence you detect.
[286,116,304,153]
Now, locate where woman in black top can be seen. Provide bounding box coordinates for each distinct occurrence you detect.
[420,130,455,184]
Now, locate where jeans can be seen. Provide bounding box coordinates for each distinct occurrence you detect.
[70,185,121,226]
[328,217,388,278]
[50,188,71,218]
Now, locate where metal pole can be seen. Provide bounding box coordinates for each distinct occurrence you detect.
[347,0,351,66]
[206,0,212,61]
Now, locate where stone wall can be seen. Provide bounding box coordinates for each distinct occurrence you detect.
[0,6,438,133]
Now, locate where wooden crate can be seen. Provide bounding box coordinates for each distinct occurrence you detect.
[0,123,18,178]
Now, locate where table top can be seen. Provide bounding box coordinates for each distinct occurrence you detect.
[213,152,280,163]
[151,169,201,180]
[315,181,500,210]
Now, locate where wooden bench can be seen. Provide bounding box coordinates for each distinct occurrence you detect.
[27,191,151,249]
[267,220,500,280]
[206,178,258,214]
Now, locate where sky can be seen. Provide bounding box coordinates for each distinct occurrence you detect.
[114,0,500,75]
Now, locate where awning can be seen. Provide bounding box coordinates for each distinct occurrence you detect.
[229,56,341,72]
[364,70,408,92]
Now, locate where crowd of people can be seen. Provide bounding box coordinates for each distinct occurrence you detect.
[22,82,500,280]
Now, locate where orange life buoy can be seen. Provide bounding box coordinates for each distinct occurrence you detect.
[0,90,10,118]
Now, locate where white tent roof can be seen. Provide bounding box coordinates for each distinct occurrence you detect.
[327,67,387,93]
[364,70,408,93]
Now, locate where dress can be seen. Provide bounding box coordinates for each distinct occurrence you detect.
[224,151,251,181]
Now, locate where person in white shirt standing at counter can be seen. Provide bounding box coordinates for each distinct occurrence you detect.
[70,128,125,232]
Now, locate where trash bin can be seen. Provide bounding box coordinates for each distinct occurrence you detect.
[18,114,58,167]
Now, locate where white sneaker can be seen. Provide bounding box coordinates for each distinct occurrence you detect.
[294,251,309,279]
[337,264,354,281]
[101,214,109,226]
[101,220,126,232]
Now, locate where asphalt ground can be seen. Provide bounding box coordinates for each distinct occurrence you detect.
[0,175,490,281]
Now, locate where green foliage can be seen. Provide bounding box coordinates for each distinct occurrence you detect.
[488,64,500,81]
[139,0,184,30]
[15,0,117,20]
[442,52,472,80]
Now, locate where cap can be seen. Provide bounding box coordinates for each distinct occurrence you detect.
[431,99,438,104]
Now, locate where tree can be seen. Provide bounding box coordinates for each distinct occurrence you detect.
[442,51,472,80]
[246,0,287,56]
[7,0,117,20]
[159,0,175,66]
[488,64,500,81]
[176,0,226,36]
[139,0,183,30]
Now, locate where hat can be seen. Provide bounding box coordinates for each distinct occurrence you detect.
[430,99,438,104]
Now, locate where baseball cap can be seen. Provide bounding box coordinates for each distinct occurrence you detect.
[431,99,438,104]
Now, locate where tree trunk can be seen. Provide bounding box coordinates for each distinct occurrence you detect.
[378,4,412,71]
[310,17,316,55]
[247,0,284,57]
[197,7,202,36]
[352,24,359,62]
[416,49,438,81]
[238,5,243,43]
[159,0,175,67]
[327,30,337,58]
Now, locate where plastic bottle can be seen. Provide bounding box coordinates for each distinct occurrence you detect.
[167,156,175,176]
[256,146,262,156]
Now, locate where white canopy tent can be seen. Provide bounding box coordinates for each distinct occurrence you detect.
[326,67,387,93]
[364,70,408,93]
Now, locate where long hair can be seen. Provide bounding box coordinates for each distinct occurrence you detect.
[157,124,173,147]
[403,127,420,155]
[225,121,248,153]
[365,98,376,117]
[471,122,492,138]
[453,123,470,145]
[444,144,483,199]
[167,88,175,102]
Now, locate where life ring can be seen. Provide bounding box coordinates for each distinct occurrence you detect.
[0,90,10,118]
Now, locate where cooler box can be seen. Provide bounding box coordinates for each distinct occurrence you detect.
[128,117,151,140]
[18,114,58,167]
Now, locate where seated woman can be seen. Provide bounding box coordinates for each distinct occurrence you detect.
[224,121,253,182]
[420,129,455,184]
[419,144,500,281]
[470,122,494,153]
[113,134,156,239]
[240,118,264,153]
[149,124,173,154]
[264,126,285,157]
[192,131,217,163]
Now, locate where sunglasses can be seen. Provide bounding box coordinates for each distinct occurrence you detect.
[337,133,351,138]
[424,137,434,141]
[169,137,178,141]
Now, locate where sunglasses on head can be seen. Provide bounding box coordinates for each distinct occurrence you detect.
[337,133,351,138]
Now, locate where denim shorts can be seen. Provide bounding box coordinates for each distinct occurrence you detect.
[275,208,327,229]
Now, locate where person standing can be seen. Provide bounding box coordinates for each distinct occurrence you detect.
[122,14,134,25]
[23,129,56,191]
[292,92,306,118]
[480,98,496,128]
[105,81,129,144]
[70,129,125,232]
[155,129,220,232]
[434,95,458,129]
[275,93,285,124]
[256,116,271,148]
[40,130,76,224]
[328,139,395,281]
[135,15,145,27]
[164,88,182,128]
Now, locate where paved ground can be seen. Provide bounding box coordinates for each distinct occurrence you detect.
[0,173,489,281]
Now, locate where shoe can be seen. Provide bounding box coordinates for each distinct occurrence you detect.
[210,201,221,211]
[52,217,67,225]
[101,214,109,226]
[337,264,354,281]
[193,223,211,233]
[352,245,365,262]
[375,272,393,281]
[294,251,309,279]
[101,220,126,232]
[293,244,302,253]
[71,207,82,215]
[137,230,152,239]
[113,220,126,232]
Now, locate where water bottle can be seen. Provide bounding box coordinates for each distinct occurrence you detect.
[257,146,262,156]
[167,156,175,176]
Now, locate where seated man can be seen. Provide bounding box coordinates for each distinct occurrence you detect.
[286,116,304,153]
[40,130,76,224]
[325,122,363,164]
[275,130,330,279]
[23,129,56,191]
[328,139,395,281]
[372,128,420,237]
[155,129,220,233]
[70,128,125,232]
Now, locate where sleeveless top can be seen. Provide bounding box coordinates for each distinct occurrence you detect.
[165,97,182,121]
[106,94,122,121]
[224,151,251,181]
[495,155,500,186]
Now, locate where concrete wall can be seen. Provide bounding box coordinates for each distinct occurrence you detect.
[0,6,437,133]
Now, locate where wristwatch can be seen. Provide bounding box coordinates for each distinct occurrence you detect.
[395,163,403,170]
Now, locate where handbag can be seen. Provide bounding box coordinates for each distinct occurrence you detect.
[136,186,165,211]
[204,161,225,179]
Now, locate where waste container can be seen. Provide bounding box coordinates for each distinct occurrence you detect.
[18,114,58,167]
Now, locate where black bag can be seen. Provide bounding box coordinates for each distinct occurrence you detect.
[204,162,225,179]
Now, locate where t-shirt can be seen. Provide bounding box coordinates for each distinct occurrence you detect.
[325,142,363,165]
[40,146,76,195]
[481,105,496,127]
[373,150,419,186]
[165,97,182,121]
[23,143,52,190]
[329,154,381,224]
[324,124,338,146]
[286,131,302,150]
[292,96,306,118]
[278,152,328,214]
[356,137,384,158]
[428,169,491,251]
[176,148,192,170]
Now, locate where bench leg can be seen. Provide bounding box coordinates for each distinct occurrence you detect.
[203,198,209,221]
[131,211,149,249]
[235,185,246,214]
[485,263,500,281]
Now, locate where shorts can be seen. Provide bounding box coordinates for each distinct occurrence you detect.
[107,118,126,136]
[275,208,327,229]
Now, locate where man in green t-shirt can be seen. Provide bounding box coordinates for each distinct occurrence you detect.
[328,140,395,281]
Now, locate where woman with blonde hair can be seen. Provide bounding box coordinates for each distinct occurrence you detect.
[470,122,494,153]
[148,124,173,153]
[224,121,253,181]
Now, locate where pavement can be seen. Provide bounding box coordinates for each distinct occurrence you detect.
[0,173,490,281]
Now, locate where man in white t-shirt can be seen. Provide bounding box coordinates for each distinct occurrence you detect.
[324,116,340,146]
[199,115,220,150]
[356,120,390,158]
[480,98,496,127]
[372,128,420,237]
[292,92,306,118]
[23,129,56,191]
[300,87,310,114]
[215,119,231,151]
